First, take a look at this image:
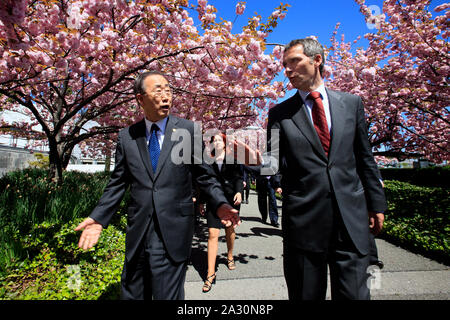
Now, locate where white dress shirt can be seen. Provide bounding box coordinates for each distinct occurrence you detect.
[144,116,168,149]
[298,84,332,133]
[216,161,223,172]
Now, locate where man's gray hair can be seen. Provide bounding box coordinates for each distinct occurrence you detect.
[134,70,167,95]
[284,38,325,76]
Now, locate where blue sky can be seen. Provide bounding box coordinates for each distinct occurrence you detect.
[207,0,384,48]
[200,0,447,50]
[195,0,447,101]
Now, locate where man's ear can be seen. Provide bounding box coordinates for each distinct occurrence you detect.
[313,53,322,68]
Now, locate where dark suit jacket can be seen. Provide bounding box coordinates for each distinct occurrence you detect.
[90,116,228,263]
[267,89,387,255]
[245,165,280,190]
[242,165,251,185]
[209,162,243,204]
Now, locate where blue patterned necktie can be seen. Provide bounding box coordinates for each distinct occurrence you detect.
[149,124,160,172]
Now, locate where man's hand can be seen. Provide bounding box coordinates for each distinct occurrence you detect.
[233,192,242,206]
[224,133,262,166]
[369,211,384,235]
[276,188,282,195]
[217,203,241,228]
[75,217,103,250]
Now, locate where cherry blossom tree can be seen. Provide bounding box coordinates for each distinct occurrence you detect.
[0,0,288,182]
[325,0,449,162]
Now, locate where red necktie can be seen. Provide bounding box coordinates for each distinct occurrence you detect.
[308,91,330,157]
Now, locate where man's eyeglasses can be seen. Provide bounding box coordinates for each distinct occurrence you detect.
[151,89,172,97]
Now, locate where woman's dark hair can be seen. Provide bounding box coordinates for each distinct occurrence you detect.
[210,133,226,157]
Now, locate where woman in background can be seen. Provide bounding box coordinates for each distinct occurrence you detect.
[202,133,243,293]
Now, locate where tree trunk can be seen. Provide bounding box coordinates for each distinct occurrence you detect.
[104,148,111,172]
[62,144,74,171]
[47,136,65,184]
[48,146,63,184]
[104,155,111,172]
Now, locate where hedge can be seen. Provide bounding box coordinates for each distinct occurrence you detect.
[380,167,449,188]
[381,180,449,265]
[0,168,128,300]
[0,168,128,276]
[0,219,125,300]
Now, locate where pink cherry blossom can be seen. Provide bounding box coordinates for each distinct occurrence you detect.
[236,2,246,16]
[326,0,449,162]
[0,0,289,182]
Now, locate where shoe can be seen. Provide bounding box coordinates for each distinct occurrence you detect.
[375,260,384,270]
[227,258,236,270]
[202,273,216,293]
[271,221,280,228]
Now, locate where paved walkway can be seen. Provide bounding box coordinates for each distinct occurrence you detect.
[184,191,450,300]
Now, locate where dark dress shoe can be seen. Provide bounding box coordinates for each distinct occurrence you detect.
[375,260,384,270]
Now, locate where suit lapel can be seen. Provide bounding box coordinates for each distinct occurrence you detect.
[326,89,346,165]
[290,91,328,161]
[134,120,155,180]
[153,115,178,181]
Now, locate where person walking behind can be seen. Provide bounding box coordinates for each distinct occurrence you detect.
[202,133,243,293]
[255,174,280,227]
[241,165,252,204]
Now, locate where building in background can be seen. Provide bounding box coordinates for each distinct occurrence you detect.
[0,110,112,176]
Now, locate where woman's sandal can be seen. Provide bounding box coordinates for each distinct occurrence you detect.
[202,273,216,293]
[227,258,236,270]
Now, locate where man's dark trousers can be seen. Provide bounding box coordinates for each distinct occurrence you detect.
[283,195,370,300]
[121,213,186,300]
[256,177,279,225]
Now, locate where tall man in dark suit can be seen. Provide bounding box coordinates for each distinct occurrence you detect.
[75,71,240,300]
[267,38,386,300]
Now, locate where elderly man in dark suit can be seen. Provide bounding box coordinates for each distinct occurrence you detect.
[267,38,386,300]
[75,71,239,300]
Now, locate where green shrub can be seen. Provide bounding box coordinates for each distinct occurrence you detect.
[382,180,450,264]
[0,218,125,300]
[380,167,449,188]
[27,153,50,169]
[0,168,109,229]
[0,168,129,276]
[0,169,129,299]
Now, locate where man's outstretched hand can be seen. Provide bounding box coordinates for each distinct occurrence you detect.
[217,203,241,228]
[75,217,103,250]
[223,133,262,166]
